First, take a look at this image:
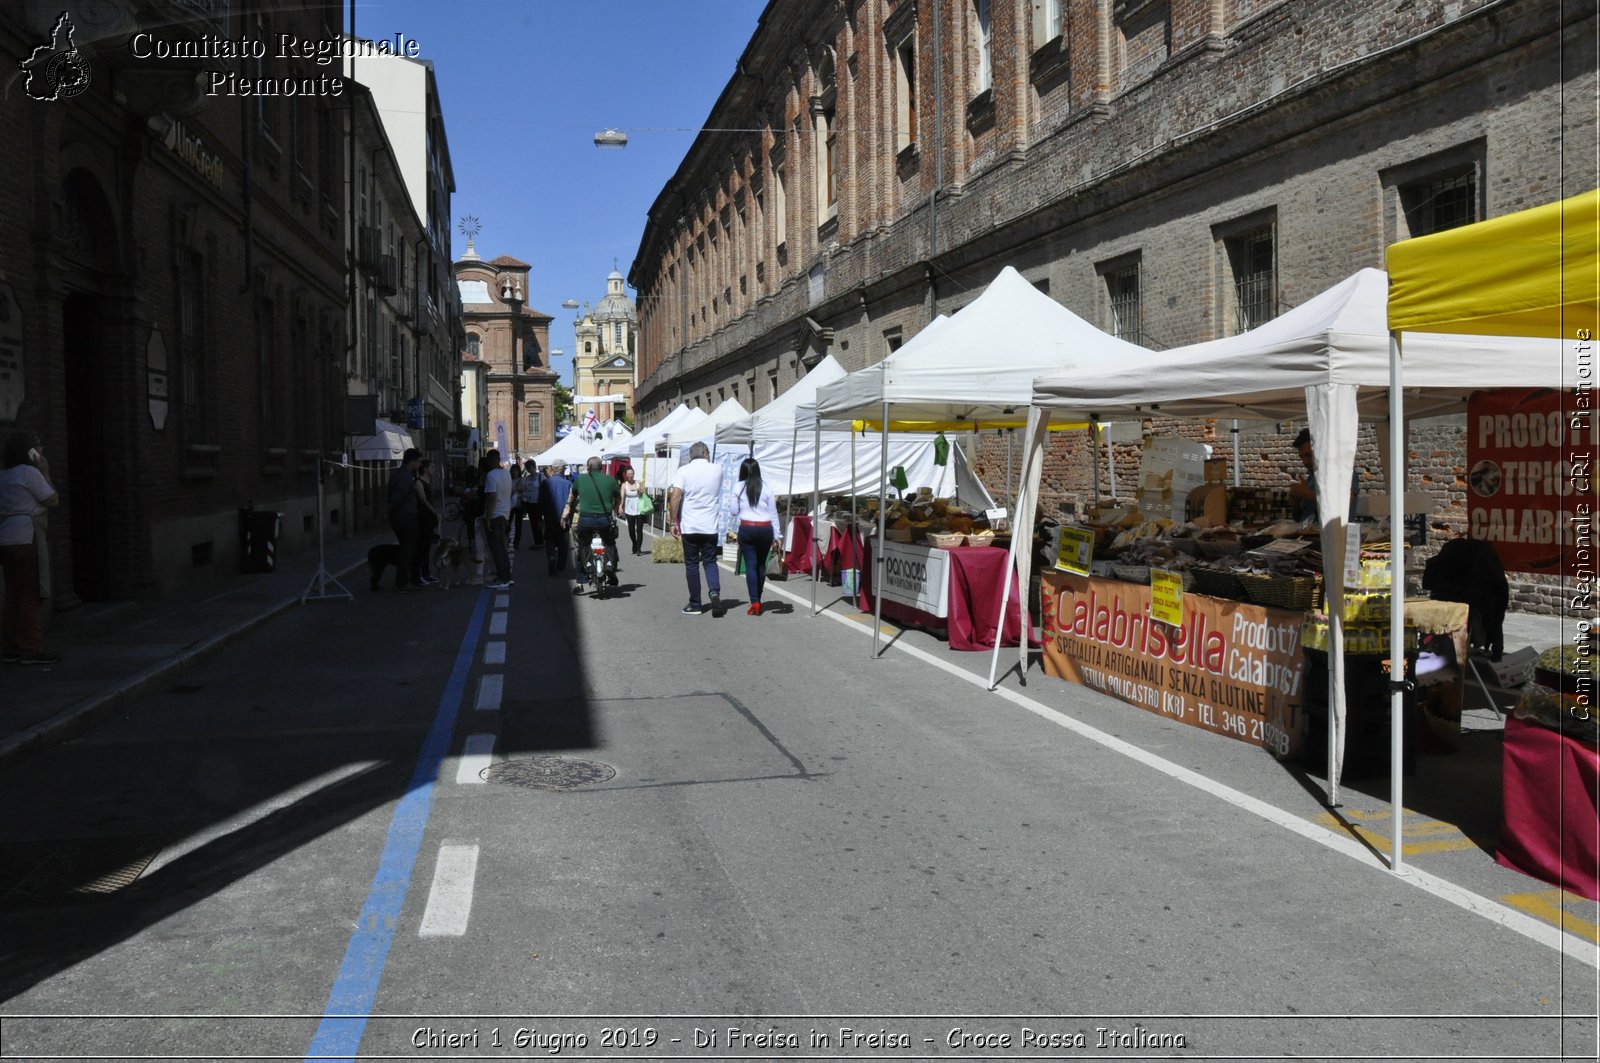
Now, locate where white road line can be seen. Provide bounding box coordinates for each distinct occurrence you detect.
[494,593,510,608]
[455,733,496,785]
[417,842,480,937]
[474,673,503,712]
[483,640,506,665]
[488,611,508,635]
[763,575,1600,968]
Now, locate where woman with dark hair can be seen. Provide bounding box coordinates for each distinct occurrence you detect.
[734,457,783,616]
[0,430,61,664]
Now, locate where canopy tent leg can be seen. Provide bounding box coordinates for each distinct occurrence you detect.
[1106,423,1117,500]
[1388,331,1408,874]
[1006,429,1014,513]
[1090,417,1102,506]
[811,415,822,617]
[1231,420,1242,486]
[873,402,890,659]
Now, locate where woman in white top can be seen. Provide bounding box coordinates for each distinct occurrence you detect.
[0,431,60,664]
[619,466,646,556]
[734,457,783,616]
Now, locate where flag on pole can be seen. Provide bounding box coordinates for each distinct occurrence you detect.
[581,407,599,436]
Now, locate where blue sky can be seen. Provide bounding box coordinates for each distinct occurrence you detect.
[360,1,767,387]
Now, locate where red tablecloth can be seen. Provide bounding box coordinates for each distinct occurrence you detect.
[1496,714,1600,902]
[784,515,817,575]
[857,538,1038,652]
[826,525,867,577]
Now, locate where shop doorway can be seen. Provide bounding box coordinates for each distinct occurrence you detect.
[62,292,111,601]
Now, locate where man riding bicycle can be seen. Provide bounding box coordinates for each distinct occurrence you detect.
[561,455,622,594]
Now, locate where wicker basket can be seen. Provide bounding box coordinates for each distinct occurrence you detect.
[1237,572,1323,610]
[1195,539,1245,559]
[884,528,912,543]
[927,531,966,548]
[966,529,995,547]
[1112,563,1152,584]
[1190,567,1246,600]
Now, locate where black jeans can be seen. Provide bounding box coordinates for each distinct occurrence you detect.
[737,525,775,604]
[681,532,721,607]
[626,513,646,554]
[389,512,419,589]
[413,511,437,581]
[543,514,569,573]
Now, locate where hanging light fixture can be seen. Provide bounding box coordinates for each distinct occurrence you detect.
[593,128,628,148]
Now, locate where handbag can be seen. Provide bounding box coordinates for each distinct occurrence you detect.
[766,546,788,581]
[637,490,655,516]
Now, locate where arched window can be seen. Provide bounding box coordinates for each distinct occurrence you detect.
[465,332,481,358]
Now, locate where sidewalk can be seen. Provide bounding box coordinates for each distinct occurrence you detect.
[0,530,393,766]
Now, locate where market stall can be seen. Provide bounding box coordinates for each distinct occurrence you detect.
[1001,267,1564,817]
[1389,187,1598,884]
[814,265,1154,655]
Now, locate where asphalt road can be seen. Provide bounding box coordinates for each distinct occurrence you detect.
[0,540,1594,1062]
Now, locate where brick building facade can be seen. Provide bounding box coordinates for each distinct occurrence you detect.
[629,0,1596,607]
[0,1,350,604]
[454,248,557,465]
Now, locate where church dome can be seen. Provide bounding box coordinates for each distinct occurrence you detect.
[594,290,637,323]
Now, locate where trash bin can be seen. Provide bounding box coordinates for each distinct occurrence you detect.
[239,507,282,573]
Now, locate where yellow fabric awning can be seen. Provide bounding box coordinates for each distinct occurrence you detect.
[1387,188,1598,339]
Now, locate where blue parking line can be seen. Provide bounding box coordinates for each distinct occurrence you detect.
[305,589,491,1061]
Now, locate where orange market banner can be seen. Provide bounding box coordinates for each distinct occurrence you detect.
[1041,573,1306,758]
[1466,389,1597,574]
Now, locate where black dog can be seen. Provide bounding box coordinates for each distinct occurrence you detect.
[368,543,403,590]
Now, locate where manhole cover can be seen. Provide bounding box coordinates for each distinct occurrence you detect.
[483,756,616,791]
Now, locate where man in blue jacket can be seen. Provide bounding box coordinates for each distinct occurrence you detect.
[539,466,573,576]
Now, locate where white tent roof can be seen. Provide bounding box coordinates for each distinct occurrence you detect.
[1030,268,1558,419]
[625,404,695,454]
[717,354,849,446]
[532,431,603,467]
[351,418,415,462]
[815,267,1150,426]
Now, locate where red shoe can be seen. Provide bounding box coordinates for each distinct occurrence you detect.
[746,602,762,616]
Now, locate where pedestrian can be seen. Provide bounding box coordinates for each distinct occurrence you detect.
[620,466,646,556]
[517,459,545,550]
[387,448,423,592]
[734,457,782,616]
[668,440,725,615]
[563,455,622,594]
[483,449,514,589]
[539,463,573,576]
[412,459,439,586]
[0,431,61,664]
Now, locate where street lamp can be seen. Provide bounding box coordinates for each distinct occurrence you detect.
[593,128,628,148]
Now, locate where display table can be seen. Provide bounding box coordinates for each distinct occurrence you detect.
[825,524,868,581]
[1496,714,1600,902]
[857,537,1036,652]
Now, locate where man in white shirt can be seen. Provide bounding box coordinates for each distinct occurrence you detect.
[483,450,515,589]
[668,441,725,615]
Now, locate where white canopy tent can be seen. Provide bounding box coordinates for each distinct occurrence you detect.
[996,267,1563,813]
[716,355,848,448]
[533,430,606,468]
[665,397,748,451]
[351,418,414,462]
[813,265,1155,654]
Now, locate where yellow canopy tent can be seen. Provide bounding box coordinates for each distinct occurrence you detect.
[1389,188,1598,339]
[1380,188,1599,875]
